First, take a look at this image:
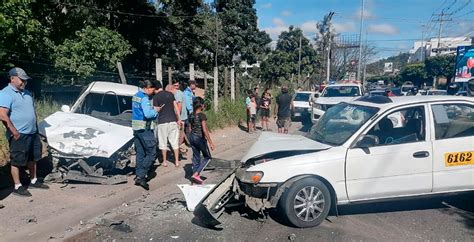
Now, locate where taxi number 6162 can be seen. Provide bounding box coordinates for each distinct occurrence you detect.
[444,151,474,167]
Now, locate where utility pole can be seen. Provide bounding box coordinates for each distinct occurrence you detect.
[326,12,335,84]
[419,25,425,62]
[156,58,162,85]
[357,0,365,81]
[117,62,126,84]
[297,35,302,84]
[433,11,452,56]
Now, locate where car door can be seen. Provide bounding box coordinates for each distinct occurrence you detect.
[346,104,433,201]
[430,102,474,193]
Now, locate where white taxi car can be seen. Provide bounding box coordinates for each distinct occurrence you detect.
[195,95,474,228]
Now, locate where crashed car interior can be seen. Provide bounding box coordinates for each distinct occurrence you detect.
[367,106,425,145]
[78,91,133,127]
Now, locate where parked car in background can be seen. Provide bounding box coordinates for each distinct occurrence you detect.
[401,81,414,96]
[311,83,363,123]
[293,91,317,125]
[427,90,447,95]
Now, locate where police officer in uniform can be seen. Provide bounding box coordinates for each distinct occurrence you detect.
[132,80,161,190]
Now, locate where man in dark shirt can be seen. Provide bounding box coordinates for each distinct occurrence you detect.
[153,84,182,167]
[274,85,293,134]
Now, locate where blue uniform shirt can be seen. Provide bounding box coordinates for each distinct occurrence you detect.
[183,87,194,115]
[0,84,37,134]
[132,90,158,131]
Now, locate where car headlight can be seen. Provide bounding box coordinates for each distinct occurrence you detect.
[238,171,264,184]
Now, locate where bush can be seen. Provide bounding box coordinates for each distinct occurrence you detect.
[0,98,60,166]
[204,98,247,131]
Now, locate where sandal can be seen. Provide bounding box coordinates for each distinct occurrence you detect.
[162,162,168,167]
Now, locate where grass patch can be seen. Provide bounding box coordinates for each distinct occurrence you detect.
[205,98,247,131]
[0,98,60,165]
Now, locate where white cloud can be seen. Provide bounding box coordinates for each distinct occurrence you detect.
[281,10,292,17]
[263,18,288,39]
[368,23,399,35]
[263,26,288,39]
[262,3,272,9]
[354,8,375,20]
[272,18,286,27]
[300,20,318,34]
[332,22,356,32]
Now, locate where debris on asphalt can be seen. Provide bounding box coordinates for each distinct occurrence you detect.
[111,221,132,233]
[0,204,4,209]
[171,235,180,239]
[288,233,296,241]
[25,216,37,224]
[153,198,181,212]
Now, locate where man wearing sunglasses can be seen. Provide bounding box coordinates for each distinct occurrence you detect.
[0,67,49,197]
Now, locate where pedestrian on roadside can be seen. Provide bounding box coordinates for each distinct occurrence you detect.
[260,91,271,131]
[132,80,160,190]
[189,97,215,184]
[171,80,189,158]
[274,85,293,134]
[154,84,182,167]
[254,87,261,129]
[247,95,257,133]
[183,80,196,121]
[0,67,49,196]
[245,89,252,132]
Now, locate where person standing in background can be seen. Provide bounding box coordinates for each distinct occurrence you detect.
[154,84,182,167]
[171,80,188,158]
[275,86,293,134]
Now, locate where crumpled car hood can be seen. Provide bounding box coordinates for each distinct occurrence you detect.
[38,112,133,158]
[240,132,331,163]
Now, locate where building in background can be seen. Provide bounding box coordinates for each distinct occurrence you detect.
[408,36,473,63]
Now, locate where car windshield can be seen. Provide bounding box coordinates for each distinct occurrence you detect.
[322,86,360,97]
[78,92,133,127]
[308,103,379,145]
[294,93,311,101]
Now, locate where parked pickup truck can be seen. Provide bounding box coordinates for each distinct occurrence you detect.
[194,95,474,228]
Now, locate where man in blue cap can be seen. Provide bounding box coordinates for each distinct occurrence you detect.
[0,67,49,197]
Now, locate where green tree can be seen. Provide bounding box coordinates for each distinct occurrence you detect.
[260,26,319,86]
[399,63,428,87]
[53,26,132,80]
[424,55,455,81]
[216,0,271,66]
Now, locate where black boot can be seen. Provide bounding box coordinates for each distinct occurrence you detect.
[134,178,149,190]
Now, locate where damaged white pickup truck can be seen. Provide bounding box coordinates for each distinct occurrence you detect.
[194,95,474,228]
[38,81,139,184]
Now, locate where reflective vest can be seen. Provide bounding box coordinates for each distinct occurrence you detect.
[132,91,156,131]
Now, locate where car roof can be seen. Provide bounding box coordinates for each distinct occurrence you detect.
[88,81,139,96]
[295,91,315,94]
[351,96,474,109]
[327,83,361,87]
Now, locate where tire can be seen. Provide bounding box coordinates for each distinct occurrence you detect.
[279,177,331,228]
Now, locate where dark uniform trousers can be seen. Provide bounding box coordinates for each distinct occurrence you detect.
[134,129,156,179]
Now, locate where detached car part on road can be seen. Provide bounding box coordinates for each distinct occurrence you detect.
[38,82,139,184]
[195,95,474,228]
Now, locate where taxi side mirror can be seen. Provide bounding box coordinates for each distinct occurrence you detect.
[356,135,378,148]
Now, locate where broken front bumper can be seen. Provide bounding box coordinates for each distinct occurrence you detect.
[193,167,281,227]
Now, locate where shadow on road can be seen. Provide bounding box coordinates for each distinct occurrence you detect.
[338,193,474,230]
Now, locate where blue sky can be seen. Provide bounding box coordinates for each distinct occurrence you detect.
[254,0,474,60]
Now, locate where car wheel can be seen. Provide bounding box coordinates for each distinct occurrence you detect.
[280,177,331,228]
